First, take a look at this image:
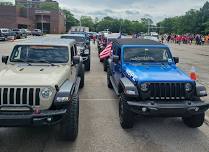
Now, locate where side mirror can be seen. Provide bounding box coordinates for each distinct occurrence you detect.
[2,56,9,64]
[73,56,80,65]
[113,55,119,63]
[173,57,179,64]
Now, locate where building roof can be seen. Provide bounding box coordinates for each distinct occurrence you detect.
[106,33,121,39]
[61,34,86,38]
[114,38,164,47]
[16,37,76,46]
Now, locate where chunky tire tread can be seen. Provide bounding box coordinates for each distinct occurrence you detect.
[78,64,85,89]
[119,93,134,129]
[183,113,205,128]
[107,68,113,89]
[85,57,91,71]
[60,93,79,141]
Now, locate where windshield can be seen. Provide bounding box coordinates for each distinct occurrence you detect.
[124,47,171,63]
[61,36,85,43]
[10,45,69,63]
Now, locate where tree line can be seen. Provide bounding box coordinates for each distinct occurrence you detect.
[64,13,152,34]
[64,2,209,35]
[157,1,209,34]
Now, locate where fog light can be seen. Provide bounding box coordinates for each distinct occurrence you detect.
[125,90,136,95]
[47,117,52,122]
[142,107,147,112]
[195,107,199,112]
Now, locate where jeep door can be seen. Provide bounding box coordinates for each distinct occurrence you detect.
[111,45,122,86]
[70,45,77,81]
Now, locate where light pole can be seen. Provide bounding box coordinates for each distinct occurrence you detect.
[147,19,150,35]
[41,14,44,33]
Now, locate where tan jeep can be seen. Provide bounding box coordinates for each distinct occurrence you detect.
[0,37,85,141]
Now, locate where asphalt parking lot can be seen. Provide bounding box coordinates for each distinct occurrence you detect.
[0,36,209,152]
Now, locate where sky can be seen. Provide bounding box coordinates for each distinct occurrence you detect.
[2,0,208,23]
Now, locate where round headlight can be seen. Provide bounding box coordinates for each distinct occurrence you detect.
[185,83,192,92]
[40,88,53,99]
[77,46,85,50]
[141,83,149,92]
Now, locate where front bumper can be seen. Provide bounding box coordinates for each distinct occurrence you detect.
[0,36,6,40]
[0,109,67,127]
[127,100,209,117]
[81,55,90,62]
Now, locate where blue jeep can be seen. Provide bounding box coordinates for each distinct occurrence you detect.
[107,39,209,129]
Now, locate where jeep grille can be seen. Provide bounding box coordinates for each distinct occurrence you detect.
[0,88,40,106]
[148,83,187,100]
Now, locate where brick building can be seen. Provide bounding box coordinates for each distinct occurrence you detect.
[0,0,66,34]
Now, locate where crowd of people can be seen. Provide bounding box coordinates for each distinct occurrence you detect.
[161,34,209,45]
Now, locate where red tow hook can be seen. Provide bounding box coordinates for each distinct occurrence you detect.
[33,107,41,114]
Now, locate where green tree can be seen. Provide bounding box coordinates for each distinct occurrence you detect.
[0,2,13,6]
[157,1,209,34]
[80,16,94,31]
[203,21,209,34]
[63,9,79,32]
[38,2,59,10]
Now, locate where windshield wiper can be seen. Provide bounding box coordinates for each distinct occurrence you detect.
[27,59,55,66]
[13,59,32,66]
[39,60,55,66]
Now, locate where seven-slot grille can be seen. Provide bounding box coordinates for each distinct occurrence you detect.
[148,83,187,100]
[0,88,40,106]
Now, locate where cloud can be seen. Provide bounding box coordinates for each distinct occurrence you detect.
[58,0,208,23]
[4,0,209,23]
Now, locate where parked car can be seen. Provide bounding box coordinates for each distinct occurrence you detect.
[107,38,209,129]
[32,29,43,36]
[99,33,121,72]
[0,28,9,41]
[24,29,32,35]
[87,32,97,39]
[7,29,17,40]
[61,34,91,71]
[0,38,85,141]
[12,28,27,39]
[70,31,90,46]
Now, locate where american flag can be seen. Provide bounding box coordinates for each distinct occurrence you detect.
[99,43,112,60]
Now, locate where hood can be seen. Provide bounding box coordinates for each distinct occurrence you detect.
[0,64,70,87]
[123,63,192,83]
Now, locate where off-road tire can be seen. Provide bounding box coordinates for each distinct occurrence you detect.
[119,93,134,129]
[78,64,85,89]
[60,93,79,141]
[85,56,90,71]
[107,67,113,89]
[183,113,205,128]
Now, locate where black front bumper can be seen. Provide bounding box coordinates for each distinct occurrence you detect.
[0,109,67,127]
[127,100,209,117]
[81,55,90,62]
